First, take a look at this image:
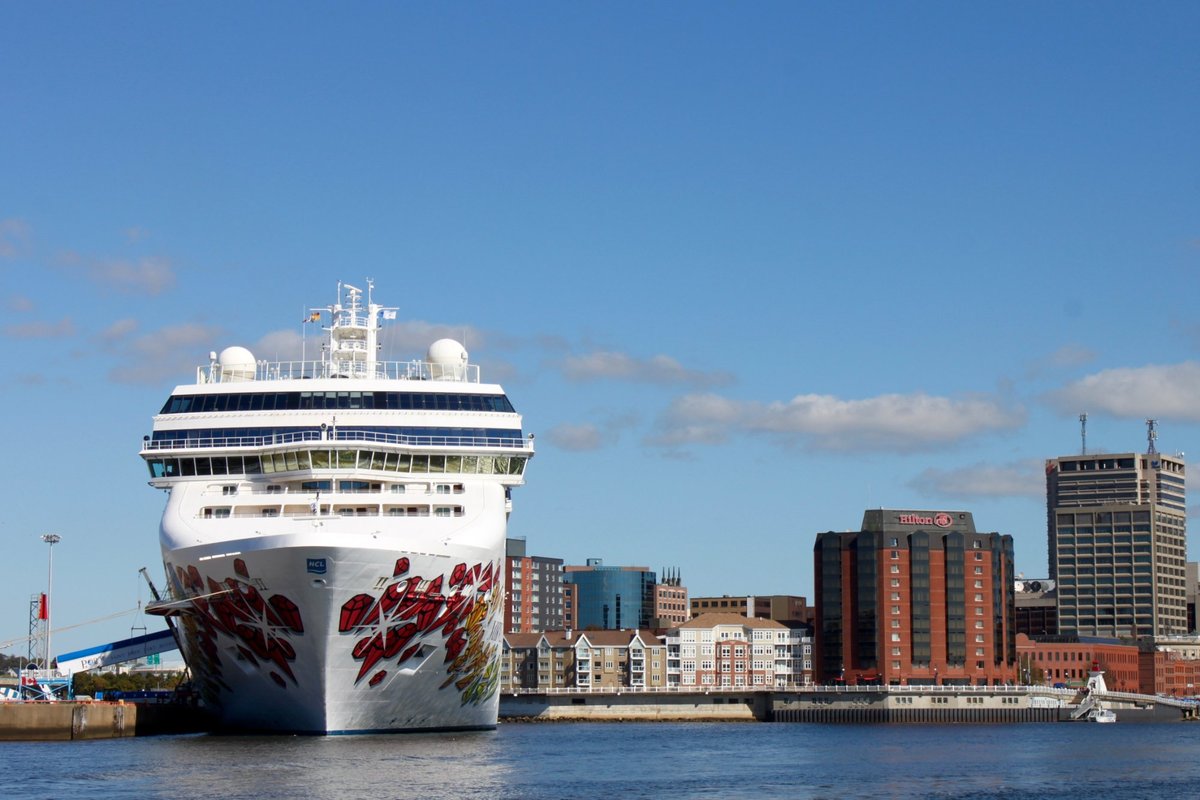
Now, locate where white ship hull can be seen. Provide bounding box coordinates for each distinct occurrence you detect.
[142,282,531,734]
[161,484,507,734]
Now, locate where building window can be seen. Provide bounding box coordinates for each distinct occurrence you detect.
[890,565,900,574]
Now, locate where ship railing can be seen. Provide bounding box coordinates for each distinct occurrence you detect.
[197,359,481,384]
[143,429,533,452]
[510,683,1062,697]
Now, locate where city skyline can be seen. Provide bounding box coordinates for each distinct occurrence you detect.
[2,3,1198,658]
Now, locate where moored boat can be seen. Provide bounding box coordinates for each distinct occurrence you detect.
[143,281,533,733]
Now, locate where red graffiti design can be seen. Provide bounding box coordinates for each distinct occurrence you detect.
[167,559,306,704]
[339,558,501,705]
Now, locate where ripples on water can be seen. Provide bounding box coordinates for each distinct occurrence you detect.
[6,722,1200,800]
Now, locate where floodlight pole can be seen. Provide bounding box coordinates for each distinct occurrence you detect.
[41,533,61,675]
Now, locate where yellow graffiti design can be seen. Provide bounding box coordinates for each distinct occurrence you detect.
[441,564,501,706]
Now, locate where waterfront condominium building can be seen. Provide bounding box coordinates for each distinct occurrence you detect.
[501,629,668,692]
[666,613,812,689]
[505,537,565,633]
[814,510,1018,686]
[564,560,657,631]
[1046,450,1187,638]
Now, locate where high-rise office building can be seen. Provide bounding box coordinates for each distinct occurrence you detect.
[1046,446,1187,638]
[814,509,1017,686]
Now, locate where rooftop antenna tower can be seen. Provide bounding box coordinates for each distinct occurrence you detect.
[1079,412,1088,455]
[1146,419,1158,455]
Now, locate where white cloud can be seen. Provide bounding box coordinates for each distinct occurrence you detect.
[4,317,76,339]
[1048,362,1200,421]
[543,412,638,452]
[99,318,138,342]
[909,459,1045,500]
[1047,344,1096,367]
[0,218,31,259]
[378,321,486,357]
[7,294,34,312]
[91,256,176,294]
[544,423,605,452]
[1027,344,1096,378]
[651,391,1025,452]
[107,322,225,384]
[55,251,176,295]
[562,350,733,387]
[254,330,304,362]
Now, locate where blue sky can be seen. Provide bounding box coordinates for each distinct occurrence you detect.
[3,3,1198,659]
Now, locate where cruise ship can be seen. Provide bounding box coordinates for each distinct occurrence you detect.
[142,281,532,733]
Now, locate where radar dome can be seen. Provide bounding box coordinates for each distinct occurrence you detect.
[427,339,468,381]
[218,346,257,382]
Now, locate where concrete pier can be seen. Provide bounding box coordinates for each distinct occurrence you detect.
[502,691,767,722]
[0,701,208,741]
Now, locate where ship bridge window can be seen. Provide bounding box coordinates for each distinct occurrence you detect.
[302,480,332,492]
[161,391,517,415]
[145,451,525,480]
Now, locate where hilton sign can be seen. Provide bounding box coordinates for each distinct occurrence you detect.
[897,512,954,528]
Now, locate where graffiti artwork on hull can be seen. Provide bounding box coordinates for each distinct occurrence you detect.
[170,558,305,694]
[339,558,502,705]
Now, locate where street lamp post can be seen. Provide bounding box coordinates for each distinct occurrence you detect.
[41,534,61,676]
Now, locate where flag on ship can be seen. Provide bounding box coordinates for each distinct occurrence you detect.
[305,312,320,323]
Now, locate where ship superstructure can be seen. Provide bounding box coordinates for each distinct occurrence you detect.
[142,281,532,733]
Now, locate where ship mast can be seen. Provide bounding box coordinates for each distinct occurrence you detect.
[326,280,397,378]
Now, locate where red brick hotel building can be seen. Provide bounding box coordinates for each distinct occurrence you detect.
[815,510,1018,686]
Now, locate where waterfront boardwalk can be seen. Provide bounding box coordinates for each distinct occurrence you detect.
[500,684,1197,724]
[2,685,1193,738]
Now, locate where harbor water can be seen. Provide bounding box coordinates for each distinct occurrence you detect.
[5,720,1200,799]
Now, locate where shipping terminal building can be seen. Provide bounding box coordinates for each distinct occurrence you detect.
[814,510,1018,687]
